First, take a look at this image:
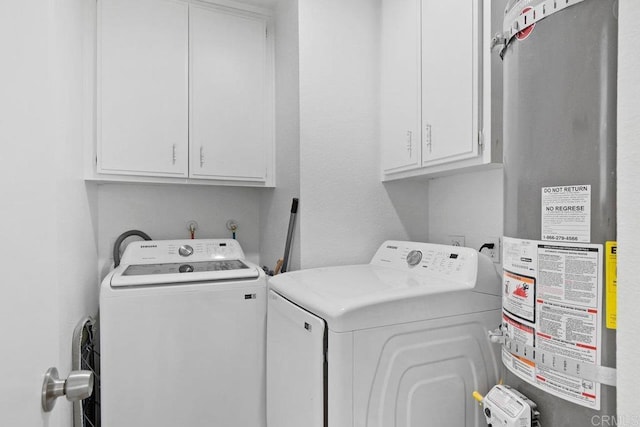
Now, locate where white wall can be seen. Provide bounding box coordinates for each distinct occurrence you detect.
[297,0,429,268]
[428,168,503,254]
[97,184,262,276]
[258,0,301,273]
[0,1,99,425]
[54,1,102,423]
[616,0,640,419]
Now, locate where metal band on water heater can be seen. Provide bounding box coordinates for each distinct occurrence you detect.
[493,0,587,54]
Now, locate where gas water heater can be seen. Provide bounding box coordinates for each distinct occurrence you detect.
[497,0,618,426]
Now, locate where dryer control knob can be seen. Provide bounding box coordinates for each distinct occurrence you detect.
[179,245,194,257]
[406,250,422,266]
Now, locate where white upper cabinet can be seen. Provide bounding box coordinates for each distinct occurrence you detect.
[381,0,503,181]
[380,0,421,174]
[421,0,477,166]
[94,0,274,187]
[98,0,189,177]
[189,5,269,182]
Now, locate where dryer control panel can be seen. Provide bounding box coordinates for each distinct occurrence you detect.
[372,241,473,275]
[370,240,499,294]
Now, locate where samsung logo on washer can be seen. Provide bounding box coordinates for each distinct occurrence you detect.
[140,245,157,249]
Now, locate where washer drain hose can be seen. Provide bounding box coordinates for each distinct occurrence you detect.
[112,229,152,267]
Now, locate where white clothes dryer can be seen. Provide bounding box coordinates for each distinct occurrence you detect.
[100,239,266,427]
[267,241,502,427]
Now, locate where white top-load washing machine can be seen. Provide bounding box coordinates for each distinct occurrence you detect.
[267,241,502,427]
[100,239,266,427]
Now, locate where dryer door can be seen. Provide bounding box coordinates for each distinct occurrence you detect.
[267,290,326,427]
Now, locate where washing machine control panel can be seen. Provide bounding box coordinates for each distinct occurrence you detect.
[111,239,261,287]
[371,241,482,284]
[119,239,247,265]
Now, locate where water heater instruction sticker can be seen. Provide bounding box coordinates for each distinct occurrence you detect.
[502,237,603,409]
[541,185,591,243]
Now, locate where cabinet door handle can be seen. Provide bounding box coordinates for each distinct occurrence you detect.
[406,131,413,157]
[200,146,204,167]
[424,124,432,153]
[172,144,177,165]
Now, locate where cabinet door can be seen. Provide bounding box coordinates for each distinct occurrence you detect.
[98,0,189,177]
[189,5,270,182]
[380,0,422,174]
[421,0,479,166]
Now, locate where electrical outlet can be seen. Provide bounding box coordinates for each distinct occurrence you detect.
[481,237,501,263]
[448,235,465,247]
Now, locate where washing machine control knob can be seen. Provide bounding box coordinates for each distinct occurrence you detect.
[406,250,422,266]
[179,245,194,257]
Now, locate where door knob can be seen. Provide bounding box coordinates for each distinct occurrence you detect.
[42,367,94,412]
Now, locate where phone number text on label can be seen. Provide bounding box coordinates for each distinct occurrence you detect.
[543,235,580,242]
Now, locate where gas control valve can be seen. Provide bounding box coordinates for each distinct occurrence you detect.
[474,385,540,427]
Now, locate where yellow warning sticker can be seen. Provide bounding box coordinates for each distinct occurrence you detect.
[605,241,617,329]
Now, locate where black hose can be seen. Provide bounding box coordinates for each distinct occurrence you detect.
[112,230,152,267]
[478,242,495,255]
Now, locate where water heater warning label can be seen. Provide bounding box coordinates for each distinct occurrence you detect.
[503,271,536,322]
[542,185,591,243]
[502,237,603,410]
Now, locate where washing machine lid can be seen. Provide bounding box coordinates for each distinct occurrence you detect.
[109,239,261,287]
[269,241,501,332]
